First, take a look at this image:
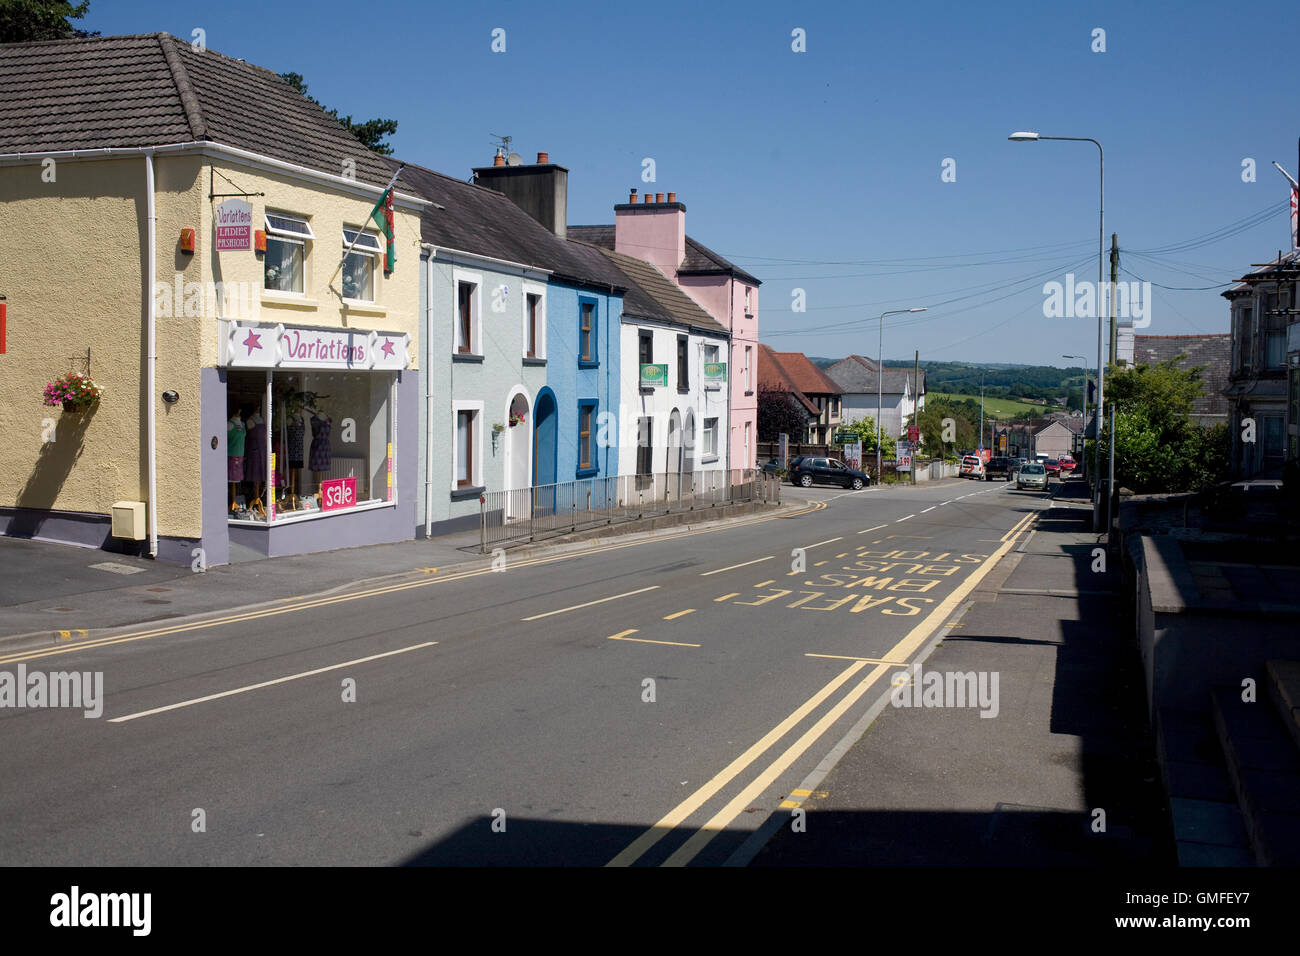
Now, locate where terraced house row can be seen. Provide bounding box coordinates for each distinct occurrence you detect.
[0,33,761,565]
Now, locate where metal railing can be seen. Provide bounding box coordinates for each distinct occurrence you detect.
[480,468,778,551]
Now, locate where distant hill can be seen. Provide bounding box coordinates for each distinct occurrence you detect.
[808,358,1086,413]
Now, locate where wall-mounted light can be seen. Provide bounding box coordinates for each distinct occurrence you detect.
[254,229,267,254]
[162,390,180,405]
[179,229,195,254]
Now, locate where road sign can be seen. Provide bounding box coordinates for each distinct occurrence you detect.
[907,425,919,442]
[833,429,856,445]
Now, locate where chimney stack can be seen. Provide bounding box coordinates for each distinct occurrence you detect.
[537,151,549,165]
[655,192,664,203]
[629,188,637,203]
[492,153,505,167]
[472,152,569,238]
[667,192,676,203]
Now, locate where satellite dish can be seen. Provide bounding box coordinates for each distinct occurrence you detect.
[506,152,523,166]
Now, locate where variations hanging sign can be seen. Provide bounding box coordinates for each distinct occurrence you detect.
[215,198,253,251]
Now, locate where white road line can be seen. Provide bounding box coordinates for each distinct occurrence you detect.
[522,585,661,621]
[805,537,844,549]
[921,506,936,513]
[700,556,773,577]
[109,641,438,723]
[856,524,888,535]
[895,515,914,522]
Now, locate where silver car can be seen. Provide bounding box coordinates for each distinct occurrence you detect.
[1016,462,1048,491]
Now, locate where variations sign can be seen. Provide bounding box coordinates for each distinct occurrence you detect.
[215,198,252,251]
[222,321,410,370]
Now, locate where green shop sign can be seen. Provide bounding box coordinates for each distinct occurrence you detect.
[640,364,668,388]
[703,362,728,382]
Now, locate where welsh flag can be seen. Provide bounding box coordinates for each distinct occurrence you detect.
[367,187,396,275]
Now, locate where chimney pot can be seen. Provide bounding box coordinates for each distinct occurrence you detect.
[629,188,637,203]
[537,151,549,165]
[655,193,664,203]
[492,153,505,167]
[667,192,676,203]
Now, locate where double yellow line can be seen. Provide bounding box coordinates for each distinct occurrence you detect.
[607,509,1040,867]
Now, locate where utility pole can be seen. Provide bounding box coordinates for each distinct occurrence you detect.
[912,349,919,485]
[1109,233,1119,366]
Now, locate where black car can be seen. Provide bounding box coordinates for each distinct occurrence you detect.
[984,456,1013,481]
[787,455,871,490]
[761,457,783,476]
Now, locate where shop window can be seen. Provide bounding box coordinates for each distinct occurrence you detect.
[226,368,393,524]
[342,228,382,303]
[264,212,313,294]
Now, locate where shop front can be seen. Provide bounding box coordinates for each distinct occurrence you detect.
[209,319,417,561]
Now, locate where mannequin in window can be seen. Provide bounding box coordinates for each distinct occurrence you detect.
[244,409,267,518]
[308,405,332,505]
[286,405,306,509]
[227,410,246,512]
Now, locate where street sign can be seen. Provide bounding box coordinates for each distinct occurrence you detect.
[832,429,855,445]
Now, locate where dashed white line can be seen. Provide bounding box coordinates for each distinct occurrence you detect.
[523,585,661,621]
[896,515,914,523]
[921,506,936,513]
[856,524,888,535]
[700,556,773,577]
[805,537,844,549]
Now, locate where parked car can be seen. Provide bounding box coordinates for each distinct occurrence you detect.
[984,456,1013,481]
[761,457,784,477]
[1057,455,1076,475]
[1043,459,1062,477]
[1016,462,1048,491]
[959,455,985,479]
[787,456,871,490]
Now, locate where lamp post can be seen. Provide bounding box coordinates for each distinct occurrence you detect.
[1063,353,1088,463]
[1010,131,1105,525]
[877,308,927,481]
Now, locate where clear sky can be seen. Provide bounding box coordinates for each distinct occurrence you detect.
[85,0,1298,366]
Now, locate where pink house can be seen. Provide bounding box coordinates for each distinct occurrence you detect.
[570,188,761,470]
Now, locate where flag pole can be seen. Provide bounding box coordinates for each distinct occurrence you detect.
[329,163,404,288]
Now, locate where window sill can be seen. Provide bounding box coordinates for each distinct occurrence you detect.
[677,386,690,394]
[639,386,655,395]
[744,390,755,397]
[704,384,723,391]
[450,485,485,501]
[522,357,547,367]
[578,361,600,370]
[341,299,386,316]
[453,353,485,364]
[262,291,318,309]
[228,498,393,526]
[575,467,598,479]
[745,312,754,320]
[701,455,718,464]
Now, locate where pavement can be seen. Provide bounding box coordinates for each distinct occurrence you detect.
[752,475,1174,865]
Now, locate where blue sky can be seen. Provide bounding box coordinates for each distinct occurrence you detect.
[87,0,1298,366]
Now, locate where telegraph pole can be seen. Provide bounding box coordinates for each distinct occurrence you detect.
[1109,233,1119,366]
[912,350,919,485]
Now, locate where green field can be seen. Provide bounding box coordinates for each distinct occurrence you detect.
[927,392,1055,417]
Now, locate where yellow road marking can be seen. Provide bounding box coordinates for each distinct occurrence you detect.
[109,641,438,723]
[714,593,739,602]
[521,585,661,622]
[804,653,906,664]
[754,579,775,588]
[608,632,700,648]
[605,660,870,867]
[663,609,695,620]
[700,556,772,577]
[613,510,1040,867]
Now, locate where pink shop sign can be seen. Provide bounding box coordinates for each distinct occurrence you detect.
[320,477,357,512]
[215,198,252,251]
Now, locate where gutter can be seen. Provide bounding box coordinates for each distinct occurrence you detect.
[422,244,436,538]
[145,151,158,557]
[0,142,429,211]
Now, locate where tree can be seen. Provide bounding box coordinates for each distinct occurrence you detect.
[916,398,976,458]
[1088,355,1231,493]
[756,384,811,442]
[278,71,399,155]
[0,0,97,42]
[835,416,896,460]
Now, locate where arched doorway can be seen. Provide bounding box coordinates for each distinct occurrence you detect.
[504,389,531,519]
[533,388,558,515]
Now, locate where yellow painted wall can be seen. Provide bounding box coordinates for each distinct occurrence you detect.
[0,151,422,541]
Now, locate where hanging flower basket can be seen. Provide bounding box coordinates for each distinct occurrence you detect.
[43,372,103,413]
[509,411,527,427]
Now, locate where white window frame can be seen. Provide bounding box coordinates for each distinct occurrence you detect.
[341,228,382,304]
[744,345,754,391]
[744,286,752,315]
[522,281,547,360]
[453,269,483,355]
[263,211,313,296]
[703,417,719,459]
[451,399,484,490]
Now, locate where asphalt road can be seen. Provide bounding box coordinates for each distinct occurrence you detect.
[0,474,1052,866]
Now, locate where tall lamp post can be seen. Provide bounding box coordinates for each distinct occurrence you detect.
[1009,132,1105,525]
[1063,353,1088,463]
[877,308,927,481]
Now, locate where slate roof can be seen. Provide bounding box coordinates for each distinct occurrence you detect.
[0,33,394,189]
[392,162,628,292]
[567,225,761,286]
[1133,333,1232,420]
[825,355,918,395]
[758,345,819,415]
[590,247,727,335]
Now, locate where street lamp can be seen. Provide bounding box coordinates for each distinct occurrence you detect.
[877,308,927,481]
[1010,131,1106,526]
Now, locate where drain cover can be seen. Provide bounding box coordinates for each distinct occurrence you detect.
[89,562,146,575]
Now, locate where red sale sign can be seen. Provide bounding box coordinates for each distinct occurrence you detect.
[320,477,356,512]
